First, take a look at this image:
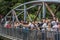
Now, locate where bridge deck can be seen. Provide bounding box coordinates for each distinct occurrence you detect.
[0,33,22,40]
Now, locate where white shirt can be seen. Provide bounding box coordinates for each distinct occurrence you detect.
[28,23,34,28]
[52,25,58,31]
[42,23,47,28]
[42,23,47,31]
[4,21,9,27]
[51,21,57,26]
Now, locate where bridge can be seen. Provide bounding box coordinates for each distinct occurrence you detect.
[0,0,60,40]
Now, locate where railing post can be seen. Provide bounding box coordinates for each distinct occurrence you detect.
[5,17,7,22]
[12,10,15,37]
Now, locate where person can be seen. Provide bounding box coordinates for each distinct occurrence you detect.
[34,21,40,30]
[14,22,21,28]
[4,21,9,27]
[51,19,59,40]
[52,23,58,31]
[54,22,60,40]
[41,18,47,40]
[22,22,29,40]
[28,21,37,40]
[37,21,43,30]
[6,22,11,28]
[28,22,35,30]
[1,18,4,24]
[46,22,54,40]
[4,21,11,35]
[51,18,57,27]
[42,18,48,31]
[56,18,59,23]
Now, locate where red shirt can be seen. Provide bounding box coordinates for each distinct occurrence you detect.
[6,24,11,28]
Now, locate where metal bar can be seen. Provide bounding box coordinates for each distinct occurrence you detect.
[13,0,60,9]
[6,16,11,18]
[24,5,27,22]
[54,5,60,14]
[12,10,15,37]
[5,10,12,17]
[15,9,24,11]
[38,12,41,20]
[42,2,46,18]
[27,12,32,21]
[38,6,42,20]
[12,10,19,23]
[12,10,15,26]
[17,11,24,17]
[3,10,12,21]
[15,4,41,11]
[34,6,42,21]
[27,5,37,10]
[45,3,55,17]
[13,4,24,9]
[17,5,39,17]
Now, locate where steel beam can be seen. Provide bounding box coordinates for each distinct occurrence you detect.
[12,10,15,26]
[3,10,12,21]
[27,12,32,21]
[42,2,46,18]
[13,0,60,9]
[54,5,60,14]
[24,5,27,22]
[17,11,24,16]
[39,12,41,20]
[15,9,24,11]
[27,5,37,10]
[45,3,55,17]
[15,4,42,11]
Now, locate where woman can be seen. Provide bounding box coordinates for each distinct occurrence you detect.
[46,22,54,40]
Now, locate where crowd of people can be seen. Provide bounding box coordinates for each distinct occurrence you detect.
[3,17,60,31]
[12,17,60,32]
[1,17,60,40]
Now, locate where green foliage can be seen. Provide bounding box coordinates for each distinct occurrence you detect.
[56,11,60,18]
[0,0,3,2]
[29,14,35,21]
[50,4,56,12]
[0,0,60,20]
[0,1,11,15]
[12,3,21,9]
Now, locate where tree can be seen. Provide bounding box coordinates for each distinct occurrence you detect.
[0,0,60,19]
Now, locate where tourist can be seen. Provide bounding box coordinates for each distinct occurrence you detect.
[46,22,54,40]
[55,22,60,40]
[22,22,29,40]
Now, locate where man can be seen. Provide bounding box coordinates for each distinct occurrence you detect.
[54,22,60,40]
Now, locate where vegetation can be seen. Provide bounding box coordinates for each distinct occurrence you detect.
[0,0,60,20]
